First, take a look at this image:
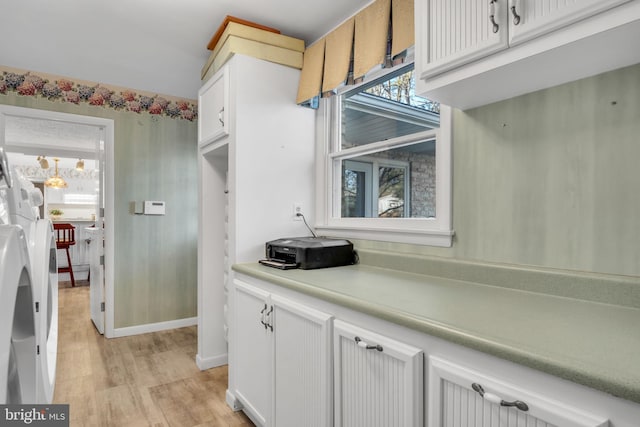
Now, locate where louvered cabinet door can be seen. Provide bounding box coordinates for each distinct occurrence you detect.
[507,0,632,46]
[334,320,424,427]
[272,295,333,427]
[428,356,609,427]
[417,0,509,79]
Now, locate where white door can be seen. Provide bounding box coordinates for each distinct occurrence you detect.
[233,280,272,426]
[508,0,633,46]
[271,294,333,427]
[334,320,424,427]
[428,356,609,427]
[89,131,106,334]
[417,0,509,79]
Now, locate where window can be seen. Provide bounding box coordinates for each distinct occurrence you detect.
[315,62,453,247]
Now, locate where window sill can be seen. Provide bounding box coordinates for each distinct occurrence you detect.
[315,225,454,247]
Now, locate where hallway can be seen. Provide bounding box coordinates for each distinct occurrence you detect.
[53,285,253,426]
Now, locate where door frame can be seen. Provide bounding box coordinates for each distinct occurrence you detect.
[0,105,115,337]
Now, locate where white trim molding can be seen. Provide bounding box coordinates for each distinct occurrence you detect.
[112,316,197,338]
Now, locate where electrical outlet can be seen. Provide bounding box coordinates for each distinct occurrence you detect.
[293,203,303,221]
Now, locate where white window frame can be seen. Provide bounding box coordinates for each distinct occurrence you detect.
[314,64,454,247]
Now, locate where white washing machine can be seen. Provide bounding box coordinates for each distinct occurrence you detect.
[0,225,37,404]
[0,149,57,404]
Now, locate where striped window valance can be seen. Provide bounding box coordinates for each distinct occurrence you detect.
[296,0,414,106]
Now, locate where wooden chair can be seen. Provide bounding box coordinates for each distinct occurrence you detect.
[54,223,76,287]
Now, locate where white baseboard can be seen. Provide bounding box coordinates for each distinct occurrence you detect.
[196,353,228,370]
[112,316,197,338]
[226,389,243,412]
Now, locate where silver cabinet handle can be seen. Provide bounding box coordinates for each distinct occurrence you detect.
[260,304,268,329]
[489,0,499,33]
[265,305,273,331]
[218,107,225,127]
[355,336,383,352]
[472,383,529,412]
[511,4,521,25]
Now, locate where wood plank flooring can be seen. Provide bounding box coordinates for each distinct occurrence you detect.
[53,285,254,427]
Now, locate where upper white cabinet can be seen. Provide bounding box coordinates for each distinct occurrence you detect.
[416,0,640,108]
[418,0,509,78]
[334,320,423,427]
[508,0,631,46]
[198,65,229,147]
[428,356,609,427]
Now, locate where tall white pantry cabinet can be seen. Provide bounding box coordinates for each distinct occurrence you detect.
[195,54,315,374]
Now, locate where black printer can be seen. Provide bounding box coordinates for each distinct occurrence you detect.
[259,237,355,270]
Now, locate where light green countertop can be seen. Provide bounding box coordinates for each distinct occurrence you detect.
[232,260,640,405]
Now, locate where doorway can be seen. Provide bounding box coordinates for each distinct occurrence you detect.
[0,105,115,337]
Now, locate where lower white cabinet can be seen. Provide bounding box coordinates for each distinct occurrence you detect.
[428,356,609,427]
[232,279,333,427]
[334,320,424,427]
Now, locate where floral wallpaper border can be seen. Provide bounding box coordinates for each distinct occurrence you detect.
[0,66,197,121]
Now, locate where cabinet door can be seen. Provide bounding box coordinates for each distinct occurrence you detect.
[508,0,632,46]
[272,295,333,427]
[417,0,509,79]
[334,320,423,427]
[428,356,609,427]
[233,280,271,426]
[198,65,229,147]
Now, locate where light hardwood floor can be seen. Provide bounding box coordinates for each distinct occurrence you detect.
[53,285,254,427]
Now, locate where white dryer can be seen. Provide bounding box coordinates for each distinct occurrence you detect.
[0,225,37,404]
[32,219,58,403]
[0,150,57,404]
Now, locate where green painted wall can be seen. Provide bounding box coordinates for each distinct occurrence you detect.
[356,63,640,277]
[0,92,198,328]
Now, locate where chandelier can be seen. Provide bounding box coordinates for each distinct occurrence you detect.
[44,158,68,189]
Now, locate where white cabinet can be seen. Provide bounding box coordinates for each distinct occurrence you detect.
[333,320,423,427]
[233,280,271,425]
[428,356,609,427]
[198,65,229,147]
[197,54,315,372]
[417,0,509,78]
[232,279,333,427]
[416,0,640,108]
[508,0,632,46]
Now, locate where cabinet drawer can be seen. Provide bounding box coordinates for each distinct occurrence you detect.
[428,356,609,427]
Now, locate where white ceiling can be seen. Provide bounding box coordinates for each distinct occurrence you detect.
[0,0,371,100]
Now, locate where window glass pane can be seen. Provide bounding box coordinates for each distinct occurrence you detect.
[341,67,440,149]
[378,166,405,217]
[339,139,436,219]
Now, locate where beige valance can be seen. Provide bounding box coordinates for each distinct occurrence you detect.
[297,0,413,105]
[354,0,391,80]
[322,18,355,94]
[392,0,414,58]
[296,39,326,105]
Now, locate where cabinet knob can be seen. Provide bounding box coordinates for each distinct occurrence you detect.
[472,383,529,412]
[354,336,383,352]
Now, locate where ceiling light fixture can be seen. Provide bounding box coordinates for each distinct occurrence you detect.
[76,159,84,171]
[44,158,68,189]
[37,155,49,169]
